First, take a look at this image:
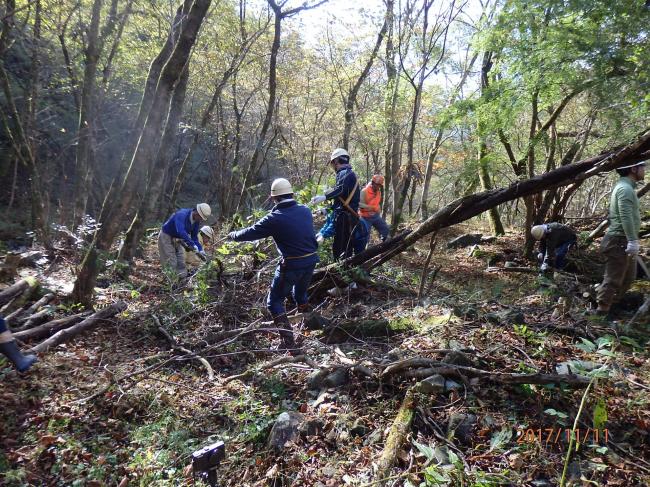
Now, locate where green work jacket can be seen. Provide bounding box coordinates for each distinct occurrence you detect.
[607,176,640,240]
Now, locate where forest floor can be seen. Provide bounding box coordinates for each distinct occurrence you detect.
[1,222,649,487]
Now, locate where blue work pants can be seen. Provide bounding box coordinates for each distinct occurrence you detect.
[267,264,316,316]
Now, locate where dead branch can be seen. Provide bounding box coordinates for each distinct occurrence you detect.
[7,292,55,327]
[28,301,127,354]
[486,266,538,273]
[401,364,590,387]
[13,311,92,339]
[223,354,318,383]
[375,385,417,482]
[153,314,214,381]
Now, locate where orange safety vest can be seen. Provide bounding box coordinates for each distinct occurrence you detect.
[359,183,381,218]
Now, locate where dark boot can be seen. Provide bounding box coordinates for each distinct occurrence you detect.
[0,340,37,372]
[297,303,312,313]
[272,314,301,356]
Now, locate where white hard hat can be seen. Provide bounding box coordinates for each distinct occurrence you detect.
[617,160,646,170]
[200,225,214,240]
[196,203,211,220]
[330,148,349,162]
[531,225,546,240]
[270,178,293,196]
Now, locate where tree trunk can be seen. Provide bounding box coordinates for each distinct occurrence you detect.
[72,0,213,306]
[0,0,49,246]
[120,63,190,263]
[383,0,398,224]
[341,10,388,149]
[421,52,478,220]
[73,0,103,226]
[235,2,283,213]
[391,82,422,232]
[477,51,504,235]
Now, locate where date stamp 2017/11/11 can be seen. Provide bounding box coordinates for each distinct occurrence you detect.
[516,427,609,446]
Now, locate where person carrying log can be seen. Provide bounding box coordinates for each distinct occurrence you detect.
[531,223,577,272]
[185,225,214,267]
[595,160,645,316]
[310,148,367,260]
[228,178,318,354]
[158,203,211,279]
[0,316,36,372]
[359,174,389,244]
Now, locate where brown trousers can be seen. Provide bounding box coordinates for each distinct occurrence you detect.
[597,234,637,308]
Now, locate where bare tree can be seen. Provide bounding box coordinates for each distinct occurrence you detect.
[72,0,213,305]
[234,0,329,213]
[391,0,463,232]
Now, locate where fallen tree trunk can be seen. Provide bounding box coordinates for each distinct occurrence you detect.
[586,182,650,244]
[312,131,650,277]
[13,311,92,339]
[28,301,127,353]
[375,385,417,483]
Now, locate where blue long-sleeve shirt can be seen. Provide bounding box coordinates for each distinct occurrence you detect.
[325,164,360,213]
[229,200,319,270]
[161,208,202,251]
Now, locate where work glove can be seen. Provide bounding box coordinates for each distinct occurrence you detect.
[192,245,199,253]
[316,208,328,216]
[540,262,550,272]
[227,231,237,241]
[626,240,640,255]
[310,195,326,205]
[537,252,544,262]
[316,234,324,245]
[197,250,207,261]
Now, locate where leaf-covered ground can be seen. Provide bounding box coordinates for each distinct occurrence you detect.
[1,224,649,486]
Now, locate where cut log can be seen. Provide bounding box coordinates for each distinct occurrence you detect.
[0,277,38,308]
[18,308,55,331]
[375,386,417,482]
[5,292,55,327]
[0,277,39,314]
[27,301,127,353]
[13,311,92,339]
[22,293,55,316]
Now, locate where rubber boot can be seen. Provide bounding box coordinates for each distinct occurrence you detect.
[272,314,301,356]
[0,339,37,372]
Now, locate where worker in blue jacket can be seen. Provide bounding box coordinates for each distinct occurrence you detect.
[310,148,366,260]
[229,178,318,354]
[159,203,211,278]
